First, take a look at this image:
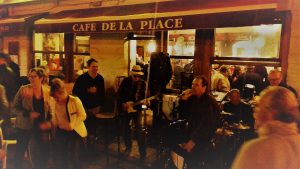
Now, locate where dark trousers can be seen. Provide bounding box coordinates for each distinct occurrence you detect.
[165,126,215,169]
[15,128,50,169]
[53,128,82,169]
[14,128,31,169]
[120,112,146,157]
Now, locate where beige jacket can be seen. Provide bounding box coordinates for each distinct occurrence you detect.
[12,84,51,130]
[51,95,87,138]
[231,120,300,169]
[0,84,8,116]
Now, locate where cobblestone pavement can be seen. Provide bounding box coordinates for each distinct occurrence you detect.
[6,138,166,169]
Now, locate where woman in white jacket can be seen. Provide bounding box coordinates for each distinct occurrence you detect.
[231,86,300,169]
[50,78,87,169]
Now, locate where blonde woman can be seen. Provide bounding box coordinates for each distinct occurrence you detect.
[231,86,300,169]
[12,68,52,169]
[50,78,87,169]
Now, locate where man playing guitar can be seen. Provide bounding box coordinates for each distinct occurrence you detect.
[117,65,147,160]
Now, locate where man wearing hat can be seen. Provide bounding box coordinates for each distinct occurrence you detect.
[117,65,147,159]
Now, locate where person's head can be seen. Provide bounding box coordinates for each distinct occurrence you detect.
[87,58,99,76]
[229,89,241,105]
[130,65,144,81]
[50,78,67,102]
[28,68,47,86]
[268,69,282,86]
[219,65,229,77]
[254,65,268,79]
[254,86,300,129]
[191,76,208,97]
[232,66,242,77]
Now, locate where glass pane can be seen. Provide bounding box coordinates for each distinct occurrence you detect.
[34,33,64,52]
[74,55,90,79]
[170,58,194,89]
[34,53,65,73]
[215,24,282,58]
[168,29,195,56]
[74,35,90,53]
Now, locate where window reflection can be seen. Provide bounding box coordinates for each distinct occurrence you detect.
[168,29,195,56]
[215,24,282,58]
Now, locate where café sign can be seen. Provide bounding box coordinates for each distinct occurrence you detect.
[72,18,183,32]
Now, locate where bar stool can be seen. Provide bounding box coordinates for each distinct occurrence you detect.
[95,112,116,166]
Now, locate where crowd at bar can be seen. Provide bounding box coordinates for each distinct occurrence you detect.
[1,50,300,169]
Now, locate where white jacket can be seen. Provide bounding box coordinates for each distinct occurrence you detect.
[231,120,300,169]
[51,95,87,137]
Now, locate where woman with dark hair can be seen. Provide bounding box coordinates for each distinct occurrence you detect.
[12,68,52,169]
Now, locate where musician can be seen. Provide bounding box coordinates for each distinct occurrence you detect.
[171,76,221,169]
[117,65,146,159]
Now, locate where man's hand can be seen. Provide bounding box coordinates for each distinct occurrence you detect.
[87,86,97,94]
[30,112,40,120]
[39,122,51,131]
[181,140,196,152]
[122,103,129,111]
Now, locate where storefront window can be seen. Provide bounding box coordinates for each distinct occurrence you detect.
[34,53,65,71]
[215,24,282,58]
[170,58,193,89]
[34,33,64,52]
[168,29,195,56]
[73,35,90,79]
[34,33,65,77]
[74,35,90,53]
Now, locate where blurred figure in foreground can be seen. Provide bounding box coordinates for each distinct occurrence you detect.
[231,86,300,169]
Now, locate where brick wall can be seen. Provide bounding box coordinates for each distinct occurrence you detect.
[287,0,300,98]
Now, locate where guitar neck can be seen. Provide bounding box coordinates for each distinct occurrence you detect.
[133,96,156,107]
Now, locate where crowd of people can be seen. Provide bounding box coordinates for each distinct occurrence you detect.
[0,50,300,169]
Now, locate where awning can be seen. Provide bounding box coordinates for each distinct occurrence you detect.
[34,1,284,33]
[0,13,47,34]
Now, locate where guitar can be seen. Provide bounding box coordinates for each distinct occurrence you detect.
[124,95,157,113]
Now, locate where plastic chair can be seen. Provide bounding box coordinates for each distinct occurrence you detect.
[0,120,17,169]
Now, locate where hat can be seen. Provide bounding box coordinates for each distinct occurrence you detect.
[130,65,144,76]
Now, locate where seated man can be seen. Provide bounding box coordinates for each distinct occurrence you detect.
[223,89,254,128]
[167,76,221,169]
[268,69,298,98]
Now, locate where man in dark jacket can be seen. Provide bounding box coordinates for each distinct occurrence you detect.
[72,58,105,146]
[117,65,146,159]
[268,69,298,98]
[169,76,221,169]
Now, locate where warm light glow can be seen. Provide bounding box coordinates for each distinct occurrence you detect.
[0,0,37,5]
[147,41,156,53]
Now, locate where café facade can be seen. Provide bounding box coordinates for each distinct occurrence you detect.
[0,0,299,103]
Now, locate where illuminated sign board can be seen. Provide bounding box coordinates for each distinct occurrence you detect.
[0,0,37,5]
